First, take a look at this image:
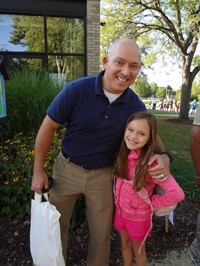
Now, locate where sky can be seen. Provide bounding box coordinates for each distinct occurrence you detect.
[143,62,182,90]
[0,14,26,52]
[143,40,200,90]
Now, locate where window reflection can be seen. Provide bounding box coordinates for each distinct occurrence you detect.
[0,14,85,78]
[47,17,84,53]
[0,14,44,52]
[48,55,84,82]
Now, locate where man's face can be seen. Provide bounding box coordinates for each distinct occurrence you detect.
[102,42,141,94]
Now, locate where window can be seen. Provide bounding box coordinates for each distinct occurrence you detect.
[0,14,85,81]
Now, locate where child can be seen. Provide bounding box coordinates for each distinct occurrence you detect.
[113,111,185,266]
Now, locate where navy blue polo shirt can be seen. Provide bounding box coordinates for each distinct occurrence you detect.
[47,70,146,168]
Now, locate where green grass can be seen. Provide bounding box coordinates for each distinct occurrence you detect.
[148,110,199,202]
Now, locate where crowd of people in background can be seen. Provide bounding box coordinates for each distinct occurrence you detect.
[148,97,199,115]
[158,98,180,112]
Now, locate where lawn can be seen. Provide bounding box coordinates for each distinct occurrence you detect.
[148,110,199,202]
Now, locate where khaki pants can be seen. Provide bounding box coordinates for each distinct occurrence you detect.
[50,152,114,266]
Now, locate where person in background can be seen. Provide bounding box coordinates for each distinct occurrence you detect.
[113,111,185,266]
[189,104,200,266]
[152,97,156,110]
[31,38,172,266]
[191,99,198,115]
[159,99,163,110]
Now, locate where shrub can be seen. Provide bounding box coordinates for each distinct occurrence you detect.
[0,132,35,218]
[0,128,86,230]
[0,129,64,218]
[0,68,61,142]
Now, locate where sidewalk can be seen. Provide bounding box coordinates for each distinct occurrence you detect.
[152,248,193,266]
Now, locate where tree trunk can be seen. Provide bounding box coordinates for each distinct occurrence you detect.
[179,56,192,120]
[179,83,191,119]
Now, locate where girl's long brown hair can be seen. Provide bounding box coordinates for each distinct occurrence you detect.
[115,111,157,191]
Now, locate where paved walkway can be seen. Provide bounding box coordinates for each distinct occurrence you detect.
[131,248,194,265]
[152,248,193,265]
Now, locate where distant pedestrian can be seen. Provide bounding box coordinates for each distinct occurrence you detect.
[152,97,156,110]
[191,99,198,115]
[159,99,163,110]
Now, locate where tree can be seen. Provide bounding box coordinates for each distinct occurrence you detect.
[131,75,151,97]
[156,87,166,99]
[101,0,200,119]
[166,85,173,98]
[150,82,158,97]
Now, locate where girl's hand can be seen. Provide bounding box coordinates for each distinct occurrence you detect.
[147,154,170,180]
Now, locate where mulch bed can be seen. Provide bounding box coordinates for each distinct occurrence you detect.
[0,198,199,266]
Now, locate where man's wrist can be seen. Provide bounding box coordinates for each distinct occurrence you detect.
[160,151,173,162]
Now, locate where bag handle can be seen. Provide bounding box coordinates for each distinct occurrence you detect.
[34,192,48,203]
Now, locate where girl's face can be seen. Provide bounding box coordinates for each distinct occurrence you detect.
[124,118,150,151]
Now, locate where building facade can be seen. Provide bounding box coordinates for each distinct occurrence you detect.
[0,0,101,81]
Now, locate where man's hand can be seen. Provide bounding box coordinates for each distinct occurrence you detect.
[31,172,49,195]
[148,153,170,180]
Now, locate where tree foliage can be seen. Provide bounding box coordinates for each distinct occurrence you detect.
[101,0,200,119]
[131,75,151,97]
[156,87,166,99]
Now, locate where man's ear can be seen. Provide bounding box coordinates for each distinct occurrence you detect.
[102,56,108,67]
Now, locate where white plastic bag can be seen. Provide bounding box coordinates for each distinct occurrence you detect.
[30,192,65,266]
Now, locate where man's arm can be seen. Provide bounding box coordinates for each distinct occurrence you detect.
[31,115,61,194]
[148,134,171,179]
[190,124,200,187]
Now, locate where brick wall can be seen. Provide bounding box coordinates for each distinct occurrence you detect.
[87,0,101,76]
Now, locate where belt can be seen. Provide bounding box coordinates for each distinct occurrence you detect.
[62,150,113,171]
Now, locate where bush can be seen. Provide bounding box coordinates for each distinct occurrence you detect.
[0,68,86,227]
[0,128,86,229]
[0,132,35,217]
[0,68,61,142]
[0,128,66,217]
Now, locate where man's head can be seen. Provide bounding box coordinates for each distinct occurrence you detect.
[102,39,141,94]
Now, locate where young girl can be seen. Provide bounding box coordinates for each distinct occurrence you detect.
[113,111,185,266]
